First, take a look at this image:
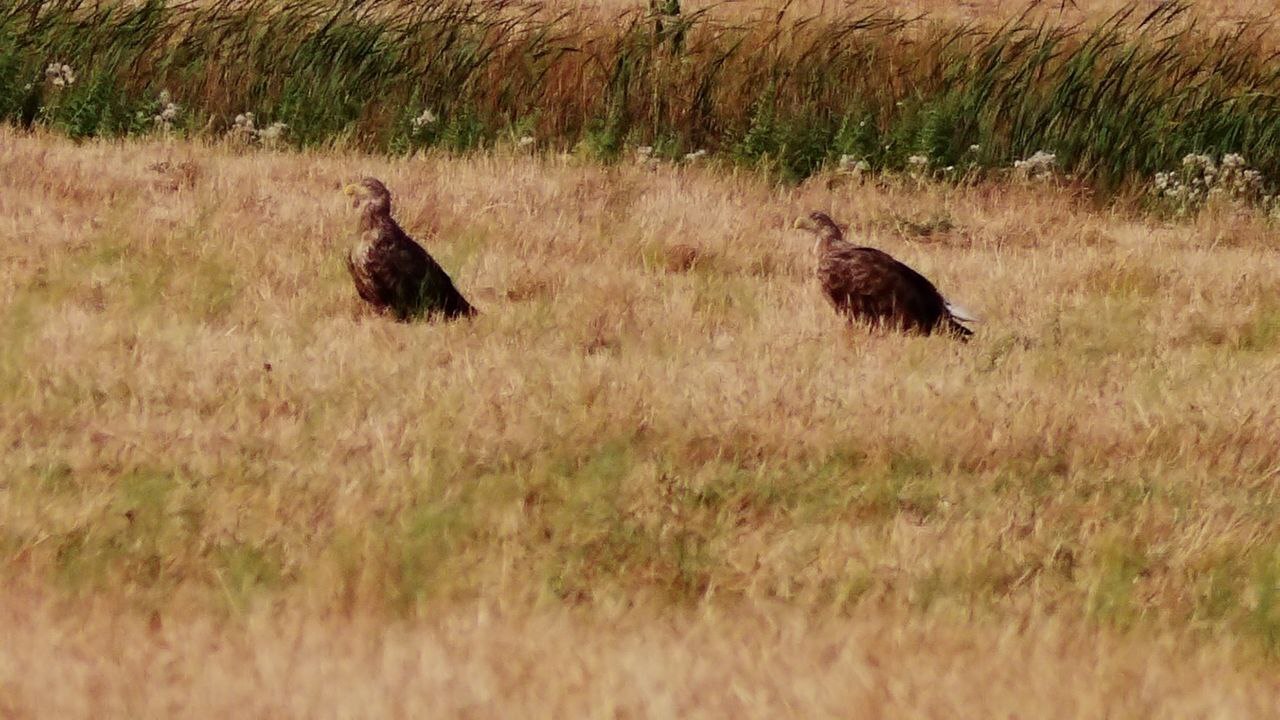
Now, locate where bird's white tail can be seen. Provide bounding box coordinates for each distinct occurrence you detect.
[946,302,980,323]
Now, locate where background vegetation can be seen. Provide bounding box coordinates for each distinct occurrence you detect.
[6,0,1280,187]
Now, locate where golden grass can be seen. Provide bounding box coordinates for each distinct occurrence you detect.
[170,0,1280,24]
[3,127,1280,715]
[568,0,1280,23]
[4,595,1279,718]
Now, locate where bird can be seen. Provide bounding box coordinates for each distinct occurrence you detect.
[792,211,975,339]
[343,178,476,321]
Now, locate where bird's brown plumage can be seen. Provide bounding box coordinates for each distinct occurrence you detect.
[344,178,476,321]
[796,211,972,339]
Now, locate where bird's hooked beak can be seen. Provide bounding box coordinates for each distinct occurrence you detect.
[793,215,815,232]
[344,183,361,208]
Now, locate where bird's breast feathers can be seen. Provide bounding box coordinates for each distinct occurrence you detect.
[350,232,380,267]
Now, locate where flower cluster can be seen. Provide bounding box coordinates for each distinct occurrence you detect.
[232,111,257,138]
[838,154,871,175]
[258,121,288,144]
[1151,153,1268,214]
[232,112,288,146]
[153,90,180,132]
[45,62,76,88]
[1013,150,1057,180]
[631,146,708,168]
[411,108,438,130]
[635,145,659,170]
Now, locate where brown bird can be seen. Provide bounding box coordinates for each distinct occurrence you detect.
[343,178,476,321]
[793,211,974,339]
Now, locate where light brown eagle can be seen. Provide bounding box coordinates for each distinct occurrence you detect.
[793,211,974,339]
[343,178,476,321]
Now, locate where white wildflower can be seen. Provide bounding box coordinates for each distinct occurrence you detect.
[411,108,438,129]
[907,154,929,167]
[151,90,180,131]
[1151,151,1270,214]
[231,112,257,141]
[683,149,708,162]
[838,154,870,174]
[229,112,285,145]
[154,103,180,131]
[968,144,981,153]
[1182,153,1215,173]
[1013,150,1057,180]
[257,121,288,145]
[517,135,535,148]
[45,62,76,88]
[635,146,659,170]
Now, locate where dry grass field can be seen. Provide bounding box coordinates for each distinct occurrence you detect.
[3,126,1280,715]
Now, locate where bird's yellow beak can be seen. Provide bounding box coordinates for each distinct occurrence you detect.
[343,184,359,197]
[793,216,814,231]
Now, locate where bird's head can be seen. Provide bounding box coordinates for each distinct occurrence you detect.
[792,211,845,249]
[343,177,392,216]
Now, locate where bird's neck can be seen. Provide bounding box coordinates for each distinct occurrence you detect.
[356,210,387,233]
[816,232,844,255]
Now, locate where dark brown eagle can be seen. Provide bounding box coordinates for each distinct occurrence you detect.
[793,211,974,339]
[343,178,476,321]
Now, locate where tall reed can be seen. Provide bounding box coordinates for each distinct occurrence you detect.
[4,0,1280,189]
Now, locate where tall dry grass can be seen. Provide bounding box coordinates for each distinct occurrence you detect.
[636,0,1280,22]
[4,594,1279,718]
[3,127,1280,714]
[9,0,1280,187]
